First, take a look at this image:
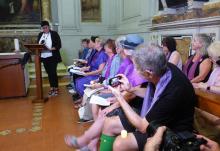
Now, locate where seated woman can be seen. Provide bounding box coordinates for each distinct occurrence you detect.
[193,41,220,94]
[73,38,108,105]
[67,36,98,92]
[64,34,146,151]
[100,43,196,151]
[183,34,212,83]
[80,35,145,122]
[161,36,182,70]
[75,38,121,110]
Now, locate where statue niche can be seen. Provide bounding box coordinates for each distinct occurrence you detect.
[159,0,209,15]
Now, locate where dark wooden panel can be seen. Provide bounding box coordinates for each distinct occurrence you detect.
[195,89,220,117]
[0,54,26,98]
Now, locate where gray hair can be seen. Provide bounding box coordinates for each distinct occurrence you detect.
[115,36,126,48]
[208,41,220,60]
[133,43,167,76]
[195,34,212,56]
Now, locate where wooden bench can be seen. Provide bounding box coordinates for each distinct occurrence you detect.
[195,89,220,117]
[194,89,220,143]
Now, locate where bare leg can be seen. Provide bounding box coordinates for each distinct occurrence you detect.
[113,133,138,151]
[76,115,105,147]
[102,116,124,136]
[92,104,100,120]
[88,137,99,151]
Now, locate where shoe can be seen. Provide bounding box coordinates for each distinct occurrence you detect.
[64,135,80,148]
[66,84,73,89]
[77,119,94,124]
[80,146,91,151]
[69,89,76,94]
[48,89,54,97]
[53,90,59,96]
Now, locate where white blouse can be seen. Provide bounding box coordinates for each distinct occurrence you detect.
[39,32,52,58]
[169,51,182,70]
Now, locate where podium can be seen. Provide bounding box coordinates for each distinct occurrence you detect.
[24,44,48,103]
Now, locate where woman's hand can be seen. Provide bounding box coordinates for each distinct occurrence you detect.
[197,135,220,151]
[108,85,123,101]
[193,82,207,90]
[144,126,166,151]
[80,66,90,72]
[50,47,56,51]
[91,83,102,89]
[117,74,132,91]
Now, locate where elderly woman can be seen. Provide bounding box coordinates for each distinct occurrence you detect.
[193,41,220,93]
[99,43,196,151]
[161,36,182,70]
[183,34,212,83]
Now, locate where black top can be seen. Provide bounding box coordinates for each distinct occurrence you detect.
[187,55,211,82]
[146,63,196,132]
[37,30,62,63]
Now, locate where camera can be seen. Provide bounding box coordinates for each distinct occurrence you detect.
[146,121,207,151]
[109,76,121,87]
[98,76,105,83]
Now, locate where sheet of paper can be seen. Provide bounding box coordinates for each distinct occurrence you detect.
[90,95,110,106]
[84,87,104,97]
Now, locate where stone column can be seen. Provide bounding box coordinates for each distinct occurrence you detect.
[41,0,52,22]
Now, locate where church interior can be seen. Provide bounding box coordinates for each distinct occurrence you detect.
[0,0,220,151]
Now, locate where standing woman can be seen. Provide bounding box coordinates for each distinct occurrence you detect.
[161,36,182,70]
[183,34,212,83]
[37,20,62,96]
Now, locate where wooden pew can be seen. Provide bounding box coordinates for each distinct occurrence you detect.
[195,89,220,117]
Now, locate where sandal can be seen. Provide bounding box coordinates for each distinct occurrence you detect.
[64,135,80,148]
[80,146,90,151]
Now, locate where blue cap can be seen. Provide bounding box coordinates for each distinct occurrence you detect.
[120,34,144,50]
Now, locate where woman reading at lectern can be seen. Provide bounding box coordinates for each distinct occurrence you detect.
[37,20,62,97]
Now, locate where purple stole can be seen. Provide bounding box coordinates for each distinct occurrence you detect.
[104,55,115,79]
[140,69,172,117]
[183,55,202,80]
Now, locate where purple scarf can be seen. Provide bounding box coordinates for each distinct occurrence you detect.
[183,55,202,80]
[207,66,220,86]
[140,68,172,117]
[117,57,133,74]
[104,54,115,79]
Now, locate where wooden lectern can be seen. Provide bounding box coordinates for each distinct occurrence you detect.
[24,44,48,103]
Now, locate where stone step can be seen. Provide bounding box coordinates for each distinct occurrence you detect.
[28,62,68,79]
[30,76,70,86]
[28,63,67,72]
[29,72,68,79]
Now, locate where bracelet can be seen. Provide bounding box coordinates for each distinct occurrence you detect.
[206,86,211,91]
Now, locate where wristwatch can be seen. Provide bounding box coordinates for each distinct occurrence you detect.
[206,86,211,91]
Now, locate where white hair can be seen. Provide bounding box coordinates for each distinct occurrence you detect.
[133,43,167,76]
